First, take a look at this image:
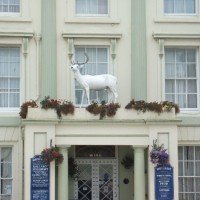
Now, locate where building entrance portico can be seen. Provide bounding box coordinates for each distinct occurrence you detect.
[23,108,179,200]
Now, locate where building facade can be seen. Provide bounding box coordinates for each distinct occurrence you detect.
[0,0,199,200]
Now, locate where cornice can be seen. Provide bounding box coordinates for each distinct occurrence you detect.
[0,31,34,37]
[62,32,122,39]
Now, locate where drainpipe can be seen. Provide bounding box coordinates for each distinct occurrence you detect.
[21,127,25,200]
[33,34,41,102]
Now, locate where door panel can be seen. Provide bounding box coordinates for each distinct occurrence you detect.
[74,159,118,200]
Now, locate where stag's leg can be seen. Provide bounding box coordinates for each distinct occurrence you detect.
[85,86,90,105]
[80,90,85,108]
[109,86,118,103]
[107,89,113,103]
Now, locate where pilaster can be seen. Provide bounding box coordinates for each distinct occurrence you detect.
[131,0,147,100]
[41,0,57,99]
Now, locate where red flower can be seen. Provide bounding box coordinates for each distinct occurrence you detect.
[53,151,59,157]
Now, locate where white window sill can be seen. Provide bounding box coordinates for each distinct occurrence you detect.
[177,110,200,116]
[64,17,120,24]
[154,17,200,23]
[0,16,32,23]
[0,109,20,116]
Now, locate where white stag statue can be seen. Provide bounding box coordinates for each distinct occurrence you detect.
[70,53,118,106]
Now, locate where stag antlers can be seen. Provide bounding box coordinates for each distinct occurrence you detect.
[71,53,89,66]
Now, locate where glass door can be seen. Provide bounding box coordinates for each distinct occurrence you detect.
[74,159,118,200]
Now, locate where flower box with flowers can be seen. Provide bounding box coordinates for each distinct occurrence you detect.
[24,97,179,121]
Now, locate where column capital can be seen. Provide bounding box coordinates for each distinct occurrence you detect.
[57,145,71,149]
[131,145,147,150]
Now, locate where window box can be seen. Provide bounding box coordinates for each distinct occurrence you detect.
[26,107,176,121]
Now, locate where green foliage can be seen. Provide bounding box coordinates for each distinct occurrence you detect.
[86,101,121,120]
[125,99,180,114]
[19,100,38,119]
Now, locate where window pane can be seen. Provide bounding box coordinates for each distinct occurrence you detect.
[2,180,12,195]
[98,0,108,14]
[175,0,184,13]
[176,63,186,78]
[165,49,175,62]
[165,94,175,102]
[195,147,200,160]
[9,93,19,107]
[179,162,183,176]
[165,80,175,93]
[176,80,186,93]
[176,49,186,62]
[1,147,12,162]
[187,80,197,93]
[196,162,200,176]
[165,63,175,78]
[179,178,184,192]
[164,0,174,13]
[188,94,197,108]
[176,94,186,108]
[97,63,107,74]
[187,49,196,62]
[184,162,194,176]
[178,147,183,160]
[187,64,196,77]
[97,48,107,62]
[184,147,194,160]
[184,178,194,192]
[185,0,195,13]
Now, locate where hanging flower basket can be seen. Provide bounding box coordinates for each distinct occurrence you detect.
[150,140,169,166]
[121,155,134,169]
[41,146,63,165]
[68,158,80,180]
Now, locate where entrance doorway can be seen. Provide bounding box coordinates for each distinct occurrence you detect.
[74,159,118,200]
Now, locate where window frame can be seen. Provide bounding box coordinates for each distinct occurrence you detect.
[75,0,109,17]
[74,46,110,107]
[0,46,21,112]
[163,0,197,16]
[164,46,199,112]
[0,146,13,199]
[155,0,200,22]
[64,0,119,24]
[178,145,200,200]
[0,0,21,16]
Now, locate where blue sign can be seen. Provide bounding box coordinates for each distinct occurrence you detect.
[155,164,174,200]
[31,155,50,200]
